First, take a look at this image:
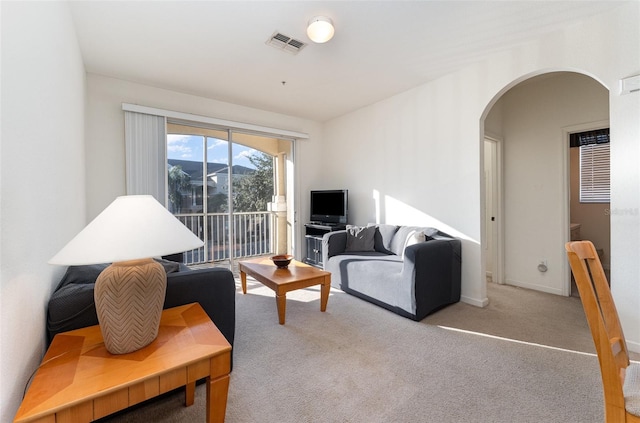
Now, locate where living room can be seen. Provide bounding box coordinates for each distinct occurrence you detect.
[2,1,639,422]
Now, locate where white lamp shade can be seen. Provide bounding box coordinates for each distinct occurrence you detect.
[307,16,335,43]
[49,195,204,265]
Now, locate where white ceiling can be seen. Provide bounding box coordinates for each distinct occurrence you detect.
[69,1,625,122]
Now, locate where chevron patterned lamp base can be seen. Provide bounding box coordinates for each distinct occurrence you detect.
[94,258,167,355]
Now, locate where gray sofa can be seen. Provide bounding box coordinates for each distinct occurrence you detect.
[323,224,461,321]
[47,259,236,366]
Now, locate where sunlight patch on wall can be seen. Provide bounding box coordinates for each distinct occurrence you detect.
[376,192,478,244]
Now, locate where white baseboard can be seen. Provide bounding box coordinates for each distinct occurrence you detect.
[461,295,489,307]
[627,339,640,355]
[505,279,564,296]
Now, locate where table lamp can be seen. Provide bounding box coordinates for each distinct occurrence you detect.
[49,195,204,354]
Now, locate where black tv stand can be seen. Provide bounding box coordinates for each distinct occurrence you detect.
[304,223,347,268]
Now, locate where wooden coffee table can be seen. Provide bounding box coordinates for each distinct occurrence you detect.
[239,257,331,324]
[14,303,231,423]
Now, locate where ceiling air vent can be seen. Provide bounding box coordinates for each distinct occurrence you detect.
[266,31,307,55]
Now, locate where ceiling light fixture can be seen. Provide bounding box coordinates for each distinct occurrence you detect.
[307,16,335,43]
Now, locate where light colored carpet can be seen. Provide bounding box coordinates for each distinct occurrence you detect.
[99,281,620,422]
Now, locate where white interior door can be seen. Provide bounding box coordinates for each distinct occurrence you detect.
[484,137,502,284]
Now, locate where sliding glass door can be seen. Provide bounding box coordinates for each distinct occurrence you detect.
[167,123,288,268]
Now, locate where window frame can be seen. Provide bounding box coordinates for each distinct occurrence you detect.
[575,130,610,204]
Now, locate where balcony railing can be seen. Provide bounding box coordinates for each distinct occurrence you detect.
[175,211,274,265]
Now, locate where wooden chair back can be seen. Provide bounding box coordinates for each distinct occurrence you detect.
[565,240,639,422]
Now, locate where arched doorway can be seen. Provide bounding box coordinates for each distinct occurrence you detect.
[481,71,610,297]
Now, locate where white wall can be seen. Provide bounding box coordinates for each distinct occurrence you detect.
[85,75,323,255]
[0,2,86,421]
[322,1,640,348]
[323,73,486,306]
[499,73,609,295]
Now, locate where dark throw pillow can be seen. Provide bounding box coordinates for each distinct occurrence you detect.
[345,225,376,252]
[155,258,182,274]
[368,223,399,254]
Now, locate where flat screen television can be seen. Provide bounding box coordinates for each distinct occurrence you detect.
[310,189,348,225]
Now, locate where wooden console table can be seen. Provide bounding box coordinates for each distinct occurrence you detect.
[14,303,231,423]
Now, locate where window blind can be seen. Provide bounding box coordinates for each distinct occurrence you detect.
[124,111,167,202]
[579,142,610,203]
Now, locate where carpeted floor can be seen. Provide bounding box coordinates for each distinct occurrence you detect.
[98,280,625,422]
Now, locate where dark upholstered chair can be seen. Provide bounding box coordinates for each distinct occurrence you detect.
[47,260,236,368]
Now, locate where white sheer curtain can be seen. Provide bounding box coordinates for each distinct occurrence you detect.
[124,111,166,203]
